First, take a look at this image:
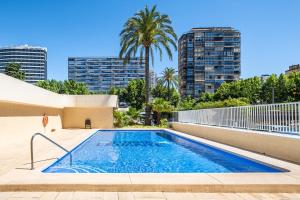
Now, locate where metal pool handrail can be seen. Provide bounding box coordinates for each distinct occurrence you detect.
[30,133,72,170]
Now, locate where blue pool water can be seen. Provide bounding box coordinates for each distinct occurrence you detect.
[43,130,284,173]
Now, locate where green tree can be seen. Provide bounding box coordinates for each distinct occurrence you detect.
[151,98,174,125]
[109,87,127,102]
[36,79,64,93]
[239,76,262,103]
[64,80,89,94]
[177,96,196,111]
[214,77,262,104]
[160,67,178,100]
[36,80,89,94]
[4,63,25,80]
[151,81,180,107]
[261,74,278,103]
[199,92,214,102]
[119,5,177,125]
[214,82,232,100]
[124,79,146,110]
[286,72,300,101]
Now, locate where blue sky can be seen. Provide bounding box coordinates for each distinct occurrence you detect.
[0,0,299,80]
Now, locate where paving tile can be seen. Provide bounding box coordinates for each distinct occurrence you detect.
[9,192,43,198]
[133,192,165,199]
[103,192,118,200]
[55,192,74,200]
[236,193,261,200]
[163,192,195,200]
[0,192,12,200]
[130,174,220,184]
[210,173,300,184]
[221,193,247,200]
[118,192,134,200]
[192,193,226,200]
[280,193,300,199]
[40,192,58,200]
[73,192,104,200]
[135,199,166,200]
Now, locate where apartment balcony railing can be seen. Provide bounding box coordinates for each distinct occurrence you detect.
[176,102,300,135]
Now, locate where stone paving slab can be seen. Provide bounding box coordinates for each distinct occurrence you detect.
[1,192,300,200]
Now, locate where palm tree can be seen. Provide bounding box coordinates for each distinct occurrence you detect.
[119,5,177,125]
[152,98,174,125]
[161,67,178,100]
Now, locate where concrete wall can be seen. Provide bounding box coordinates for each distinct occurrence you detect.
[171,122,300,164]
[63,107,113,129]
[0,74,117,133]
[0,102,63,140]
[0,74,118,109]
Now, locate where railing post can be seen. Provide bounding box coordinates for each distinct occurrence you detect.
[298,102,300,135]
[268,105,271,132]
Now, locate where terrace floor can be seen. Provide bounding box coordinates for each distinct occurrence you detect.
[1,192,300,200]
[1,128,300,197]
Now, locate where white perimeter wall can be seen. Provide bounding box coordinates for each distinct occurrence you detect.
[171,122,300,164]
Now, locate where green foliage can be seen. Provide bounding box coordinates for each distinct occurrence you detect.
[151,81,180,107]
[119,5,177,66]
[194,98,249,109]
[124,79,146,110]
[160,67,178,100]
[159,118,168,128]
[152,98,175,113]
[109,79,146,109]
[113,111,130,127]
[214,77,262,104]
[114,107,142,127]
[152,98,174,125]
[213,74,300,104]
[260,73,300,103]
[178,96,196,111]
[109,87,127,102]
[286,72,300,101]
[119,5,177,125]
[36,80,89,94]
[126,107,141,125]
[199,92,214,102]
[4,63,25,80]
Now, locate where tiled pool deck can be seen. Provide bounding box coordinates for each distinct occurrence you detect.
[1,128,300,194]
[2,191,300,199]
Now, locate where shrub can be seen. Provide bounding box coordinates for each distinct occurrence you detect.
[113,111,130,127]
[194,98,249,110]
[126,107,141,125]
[159,118,169,128]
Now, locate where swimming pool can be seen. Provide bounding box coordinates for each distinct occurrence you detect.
[43,130,284,173]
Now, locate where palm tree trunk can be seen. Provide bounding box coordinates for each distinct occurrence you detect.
[167,80,170,101]
[157,112,161,125]
[145,46,151,125]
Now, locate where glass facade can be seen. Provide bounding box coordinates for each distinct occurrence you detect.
[68,57,145,93]
[0,45,47,84]
[178,27,241,97]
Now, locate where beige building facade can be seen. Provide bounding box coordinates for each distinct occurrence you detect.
[0,74,117,136]
[285,64,300,75]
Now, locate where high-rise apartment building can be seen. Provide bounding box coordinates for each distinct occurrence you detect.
[0,45,47,84]
[68,57,145,92]
[178,27,241,97]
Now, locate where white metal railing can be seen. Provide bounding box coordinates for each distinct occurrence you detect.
[177,102,300,135]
